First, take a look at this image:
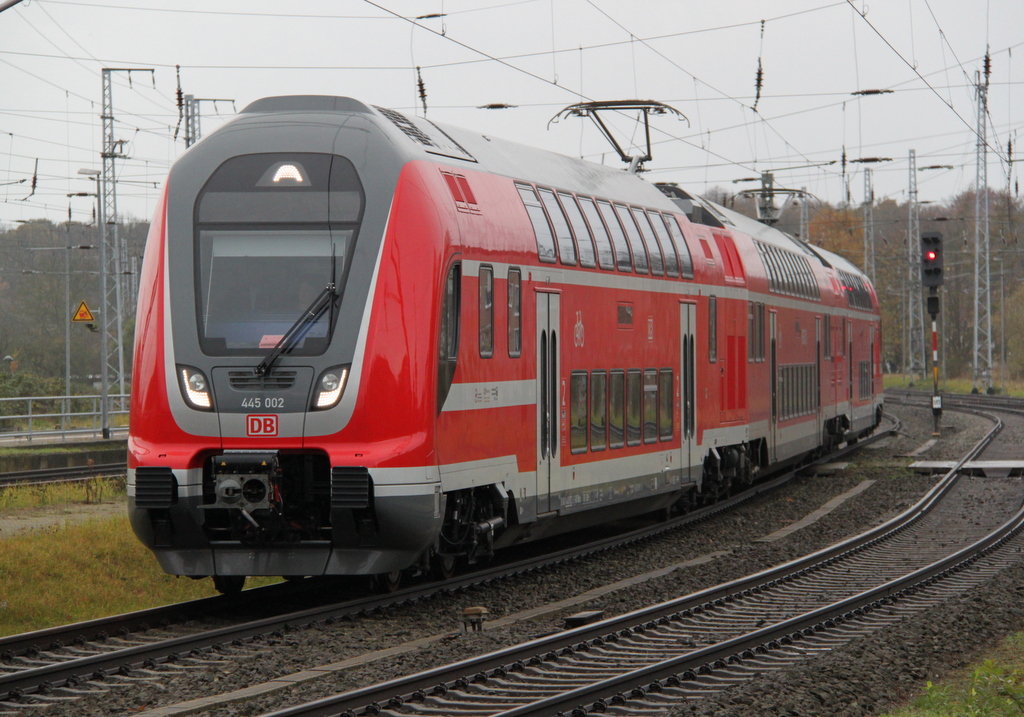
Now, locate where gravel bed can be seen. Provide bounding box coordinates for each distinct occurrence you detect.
[52,403,998,717]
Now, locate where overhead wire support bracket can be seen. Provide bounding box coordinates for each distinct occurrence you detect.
[550,100,686,174]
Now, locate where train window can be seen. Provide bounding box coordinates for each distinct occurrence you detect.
[659,369,673,440]
[570,372,588,454]
[626,369,642,447]
[664,215,695,279]
[590,370,607,451]
[823,314,832,358]
[757,242,778,292]
[438,263,461,412]
[478,265,493,358]
[578,197,616,270]
[538,188,577,266]
[859,361,872,400]
[708,296,718,363]
[558,192,597,269]
[597,200,633,272]
[647,210,678,277]
[632,207,664,276]
[614,204,649,274]
[508,268,522,358]
[643,369,659,444]
[609,370,625,449]
[516,184,557,264]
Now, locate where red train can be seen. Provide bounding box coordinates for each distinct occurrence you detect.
[128,96,883,592]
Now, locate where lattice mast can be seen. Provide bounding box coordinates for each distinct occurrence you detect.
[972,56,993,392]
[862,168,875,283]
[100,68,153,401]
[906,150,925,380]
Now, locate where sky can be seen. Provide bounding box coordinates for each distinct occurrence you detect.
[1,0,1022,229]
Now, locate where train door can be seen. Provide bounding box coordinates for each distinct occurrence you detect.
[815,317,823,427]
[847,319,854,423]
[536,291,560,514]
[769,310,778,462]
[679,302,696,481]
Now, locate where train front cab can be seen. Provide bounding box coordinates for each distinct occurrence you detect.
[129,104,454,584]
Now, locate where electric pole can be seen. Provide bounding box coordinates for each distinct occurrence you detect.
[101,67,153,408]
[972,56,993,393]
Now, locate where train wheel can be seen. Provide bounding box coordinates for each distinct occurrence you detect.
[213,575,246,594]
[376,571,403,593]
[432,553,457,581]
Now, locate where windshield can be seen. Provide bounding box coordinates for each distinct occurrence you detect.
[192,153,364,356]
[197,228,349,354]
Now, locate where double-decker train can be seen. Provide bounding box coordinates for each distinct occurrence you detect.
[128,96,883,593]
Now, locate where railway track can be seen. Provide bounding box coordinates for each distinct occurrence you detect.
[0,423,894,705]
[0,463,127,488]
[243,403,1019,717]
[248,403,1022,717]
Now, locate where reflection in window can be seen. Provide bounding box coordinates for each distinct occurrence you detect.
[664,215,695,279]
[478,265,493,358]
[516,184,557,263]
[609,370,625,449]
[437,263,461,411]
[647,210,679,277]
[615,204,649,274]
[598,201,633,272]
[507,268,521,358]
[539,188,577,266]
[570,372,588,454]
[632,208,664,276]
[198,229,349,354]
[709,295,718,363]
[626,369,642,446]
[578,197,616,270]
[558,192,597,269]
[643,369,658,444]
[590,370,607,451]
[659,369,673,440]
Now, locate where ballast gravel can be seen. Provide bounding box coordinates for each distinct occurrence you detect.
[53,403,1014,717]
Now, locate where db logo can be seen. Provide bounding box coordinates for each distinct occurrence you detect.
[246,414,278,437]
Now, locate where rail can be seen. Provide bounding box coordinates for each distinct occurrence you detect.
[0,393,129,443]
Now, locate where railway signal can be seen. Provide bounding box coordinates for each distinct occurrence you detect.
[921,231,943,288]
[921,231,943,433]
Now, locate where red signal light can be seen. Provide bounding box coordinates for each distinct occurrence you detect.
[925,250,937,261]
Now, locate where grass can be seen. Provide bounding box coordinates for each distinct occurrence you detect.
[882,633,1024,716]
[0,443,122,458]
[883,374,1024,398]
[0,476,125,510]
[0,483,280,637]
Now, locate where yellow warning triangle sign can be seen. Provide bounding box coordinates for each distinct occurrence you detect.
[72,301,95,322]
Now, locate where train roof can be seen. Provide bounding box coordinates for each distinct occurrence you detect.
[239,95,680,212]
[237,96,873,288]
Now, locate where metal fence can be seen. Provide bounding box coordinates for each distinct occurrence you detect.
[0,394,129,442]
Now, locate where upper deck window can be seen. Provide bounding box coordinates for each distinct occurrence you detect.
[538,188,577,266]
[516,184,557,264]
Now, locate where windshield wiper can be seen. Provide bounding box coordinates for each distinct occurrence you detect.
[255,280,337,377]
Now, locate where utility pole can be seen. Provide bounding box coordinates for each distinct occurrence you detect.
[101,67,153,409]
[972,56,993,394]
[906,150,925,383]
[862,168,875,283]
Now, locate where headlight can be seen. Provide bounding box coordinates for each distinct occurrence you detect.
[178,365,214,410]
[312,365,349,410]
